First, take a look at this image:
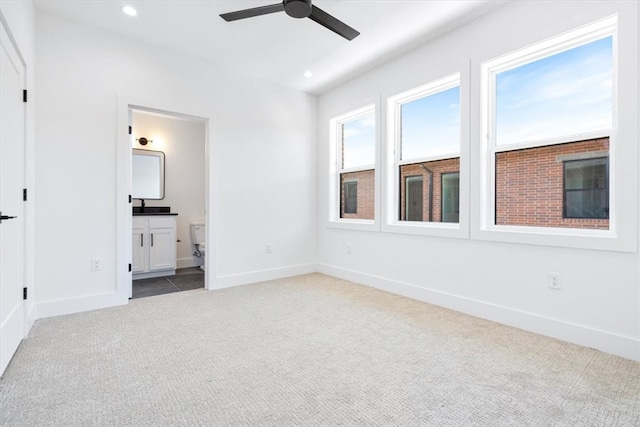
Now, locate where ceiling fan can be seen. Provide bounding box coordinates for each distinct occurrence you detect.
[220,0,360,41]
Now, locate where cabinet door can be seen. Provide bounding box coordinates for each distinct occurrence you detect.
[132,227,147,273]
[148,227,176,271]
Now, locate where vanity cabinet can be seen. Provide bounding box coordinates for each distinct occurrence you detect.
[132,215,177,279]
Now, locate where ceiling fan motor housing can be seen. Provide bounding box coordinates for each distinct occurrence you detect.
[284,0,312,18]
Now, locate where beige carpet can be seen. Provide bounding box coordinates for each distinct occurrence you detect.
[1,273,639,426]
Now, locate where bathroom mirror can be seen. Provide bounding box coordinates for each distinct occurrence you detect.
[132,149,165,199]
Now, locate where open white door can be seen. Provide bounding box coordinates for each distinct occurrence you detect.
[0,20,26,376]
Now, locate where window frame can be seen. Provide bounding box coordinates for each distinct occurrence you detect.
[476,15,636,251]
[384,73,468,238]
[328,103,379,231]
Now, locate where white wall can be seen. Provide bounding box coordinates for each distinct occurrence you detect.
[132,111,206,269]
[0,0,37,331]
[317,1,640,361]
[34,11,317,315]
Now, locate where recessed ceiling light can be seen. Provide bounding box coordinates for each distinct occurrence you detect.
[304,71,313,78]
[122,6,137,16]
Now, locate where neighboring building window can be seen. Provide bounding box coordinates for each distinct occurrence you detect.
[405,176,423,221]
[441,172,460,223]
[564,157,608,219]
[343,180,358,214]
[389,74,461,224]
[483,17,615,230]
[335,106,375,220]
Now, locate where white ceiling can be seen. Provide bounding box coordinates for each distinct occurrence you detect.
[33,0,507,94]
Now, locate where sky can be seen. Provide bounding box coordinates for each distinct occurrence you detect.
[342,113,375,169]
[400,86,460,160]
[496,36,612,145]
[340,36,611,168]
[341,87,460,169]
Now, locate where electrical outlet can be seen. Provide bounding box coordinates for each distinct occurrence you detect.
[548,272,561,290]
[266,243,273,254]
[91,258,102,271]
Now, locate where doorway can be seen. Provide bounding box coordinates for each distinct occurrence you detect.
[116,99,211,302]
[129,109,207,298]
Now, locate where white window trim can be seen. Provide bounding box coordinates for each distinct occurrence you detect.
[397,152,460,167]
[384,72,469,238]
[493,131,611,154]
[476,15,635,252]
[328,103,380,231]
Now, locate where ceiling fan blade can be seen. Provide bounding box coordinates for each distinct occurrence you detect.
[220,3,285,22]
[308,5,360,41]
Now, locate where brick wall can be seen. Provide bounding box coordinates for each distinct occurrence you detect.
[399,157,460,222]
[340,170,375,219]
[336,138,609,228]
[495,138,609,229]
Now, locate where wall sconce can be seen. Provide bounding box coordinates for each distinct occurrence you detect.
[136,137,153,146]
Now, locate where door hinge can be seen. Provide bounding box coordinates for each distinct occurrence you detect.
[23,287,27,300]
[23,89,27,103]
[128,263,132,272]
[128,194,132,203]
[128,126,132,135]
[23,188,27,201]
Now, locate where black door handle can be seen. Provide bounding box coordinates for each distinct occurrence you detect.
[0,212,17,223]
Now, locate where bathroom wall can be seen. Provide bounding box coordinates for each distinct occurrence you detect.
[132,111,206,269]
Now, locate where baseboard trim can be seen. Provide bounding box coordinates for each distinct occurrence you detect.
[318,263,640,362]
[177,257,200,270]
[132,269,175,280]
[25,300,37,335]
[212,263,318,290]
[37,292,127,320]
[34,264,317,318]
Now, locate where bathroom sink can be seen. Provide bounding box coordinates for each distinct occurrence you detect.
[133,206,172,215]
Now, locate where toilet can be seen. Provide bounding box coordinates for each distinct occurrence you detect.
[190,221,206,270]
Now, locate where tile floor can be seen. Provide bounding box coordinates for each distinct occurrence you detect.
[132,267,204,299]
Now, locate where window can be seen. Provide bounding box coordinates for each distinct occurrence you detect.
[405,176,423,221]
[389,74,461,226]
[483,17,615,231]
[331,105,376,222]
[441,172,459,223]
[564,157,608,219]
[343,180,358,214]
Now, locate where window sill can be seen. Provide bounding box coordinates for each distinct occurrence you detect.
[327,218,379,232]
[473,224,636,253]
[382,220,468,239]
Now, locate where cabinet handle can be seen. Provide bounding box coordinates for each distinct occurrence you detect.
[140,233,143,247]
[151,233,154,247]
